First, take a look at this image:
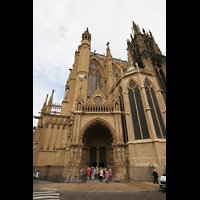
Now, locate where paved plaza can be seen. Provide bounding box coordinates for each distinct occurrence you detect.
[33,179,166,199]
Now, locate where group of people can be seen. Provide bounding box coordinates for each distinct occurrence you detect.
[80,167,110,183]
[33,167,159,184]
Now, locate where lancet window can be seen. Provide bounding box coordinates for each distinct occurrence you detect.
[88,63,102,96]
[128,80,150,140]
[112,67,119,82]
[119,86,128,143]
[144,79,166,139]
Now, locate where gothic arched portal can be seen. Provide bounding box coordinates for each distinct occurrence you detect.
[80,121,114,168]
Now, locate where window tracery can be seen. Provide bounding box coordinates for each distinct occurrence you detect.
[119,86,128,143]
[128,80,150,140]
[94,97,102,105]
[144,79,166,139]
[88,63,102,97]
[112,66,120,82]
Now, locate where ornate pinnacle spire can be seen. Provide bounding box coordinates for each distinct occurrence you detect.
[106,42,112,58]
[132,20,140,35]
[42,94,48,112]
[48,89,54,106]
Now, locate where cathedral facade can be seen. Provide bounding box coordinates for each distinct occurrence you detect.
[33,21,166,181]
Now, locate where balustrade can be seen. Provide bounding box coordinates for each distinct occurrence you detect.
[77,104,114,112]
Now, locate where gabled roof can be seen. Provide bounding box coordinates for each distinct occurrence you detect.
[86,87,110,105]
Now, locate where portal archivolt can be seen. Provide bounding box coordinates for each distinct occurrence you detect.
[79,118,115,167]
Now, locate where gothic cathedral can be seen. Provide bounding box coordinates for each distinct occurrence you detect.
[33,21,166,181]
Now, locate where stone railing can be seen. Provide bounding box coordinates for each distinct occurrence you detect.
[50,102,62,115]
[76,103,120,112]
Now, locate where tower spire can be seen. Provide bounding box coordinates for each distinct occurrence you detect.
[81,27,91,43]
[132,20,141,35]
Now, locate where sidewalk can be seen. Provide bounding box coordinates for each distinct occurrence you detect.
[33,180,161,192]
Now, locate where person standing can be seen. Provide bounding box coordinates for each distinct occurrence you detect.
[96,167,98,179]
[103,168,106,179]
[91,167,93,180]
[99,167,103,182]
[152,169,159,184]
[80,168,83,181]
[87,167,91,180]
[33,171,36,182]
[105,169,109,183]
[35,170,40,183]
[93,167,96,180]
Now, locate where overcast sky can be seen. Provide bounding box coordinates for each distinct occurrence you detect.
[33,0,166,127]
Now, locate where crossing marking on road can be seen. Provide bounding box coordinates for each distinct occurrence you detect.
[33,191,56,194]
[33,191,59,200]
[40,188,58,190]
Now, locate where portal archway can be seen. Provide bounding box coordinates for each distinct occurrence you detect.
[80,120,114,168]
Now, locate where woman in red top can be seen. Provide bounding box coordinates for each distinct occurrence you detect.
[87,167,91,180]
[105,170,109,183]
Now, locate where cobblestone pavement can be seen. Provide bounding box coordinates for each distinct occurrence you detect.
[59,190,166,200]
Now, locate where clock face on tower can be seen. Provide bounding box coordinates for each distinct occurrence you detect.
[79,74,85,79]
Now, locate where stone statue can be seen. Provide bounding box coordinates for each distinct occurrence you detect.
[121,148,125,160]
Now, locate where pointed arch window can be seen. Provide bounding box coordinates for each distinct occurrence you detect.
[128,80,150,140]
[112,66,120,82]
[144,79,166,139]
[154,67,166,104]
[88,64,102,97]
[119,86,128,143]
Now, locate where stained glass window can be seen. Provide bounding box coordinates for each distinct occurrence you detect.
[90,63,97,69]
[88,64,102,96]
[144,79,165,139]
[88,73,93,96]
[94,97,102,105]
[128,80,150,140]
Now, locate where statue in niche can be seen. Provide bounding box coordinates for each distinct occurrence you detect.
[113,146,116,160]
[117,147,121,160]
[74,147,78,161]
[70,147,74,161]
[77,102,81,111]
[121,148,125,160]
